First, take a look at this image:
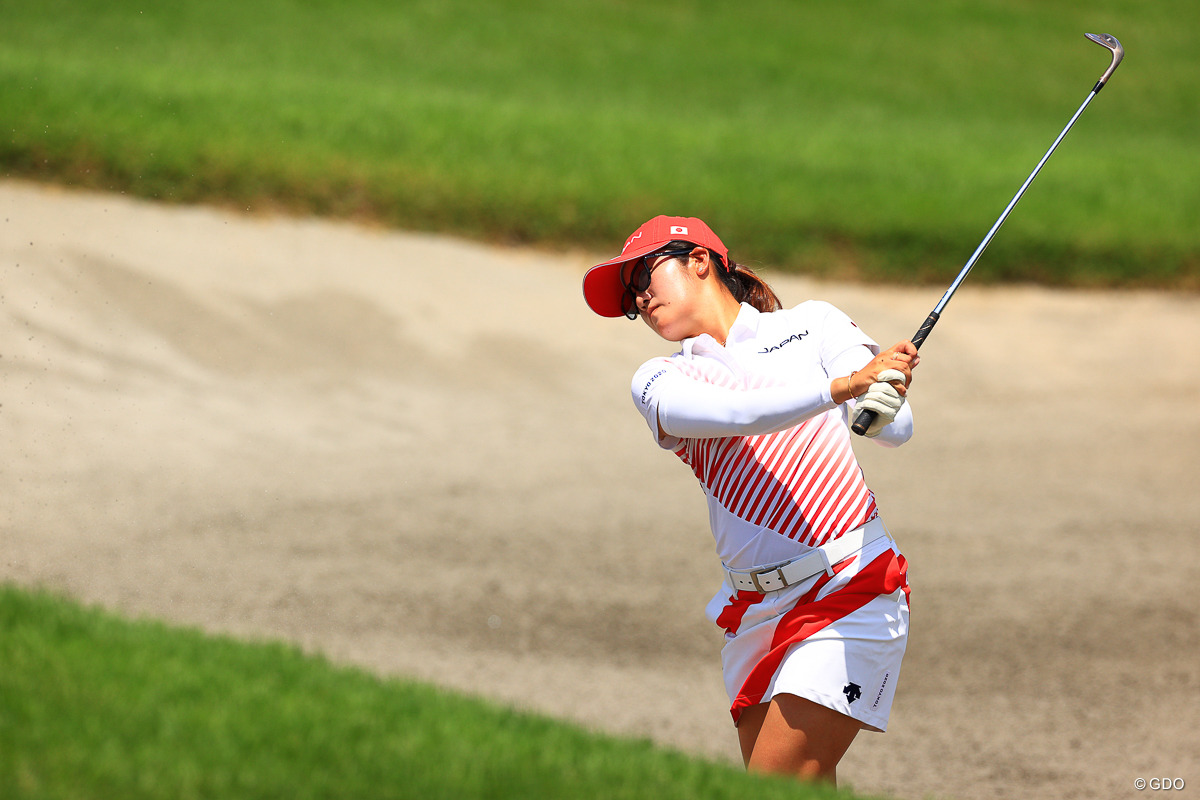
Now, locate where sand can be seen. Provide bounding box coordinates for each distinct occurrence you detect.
[3,179,1197,800]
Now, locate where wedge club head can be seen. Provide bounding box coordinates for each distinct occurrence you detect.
[1085,33,1124,88]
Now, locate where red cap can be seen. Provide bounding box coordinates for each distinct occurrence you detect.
[582,215,729,318]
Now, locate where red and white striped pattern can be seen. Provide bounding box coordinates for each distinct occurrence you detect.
[670,356,875,548]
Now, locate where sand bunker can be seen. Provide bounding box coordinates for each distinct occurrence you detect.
[3,180,1197,799]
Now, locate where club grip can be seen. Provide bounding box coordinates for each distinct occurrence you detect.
[850,407,878,436]
[910,310,940,349]
[850,311,940,436]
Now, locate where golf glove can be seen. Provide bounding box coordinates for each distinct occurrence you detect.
[855,368,907,437]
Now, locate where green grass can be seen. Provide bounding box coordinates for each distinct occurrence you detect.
[1,0,1197,286]
[0,584,868,800]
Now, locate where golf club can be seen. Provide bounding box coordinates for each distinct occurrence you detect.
[852,32,1124,436]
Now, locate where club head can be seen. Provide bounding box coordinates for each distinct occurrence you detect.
[1085,32,1124,86]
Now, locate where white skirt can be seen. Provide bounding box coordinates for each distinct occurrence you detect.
[711,538,910,731]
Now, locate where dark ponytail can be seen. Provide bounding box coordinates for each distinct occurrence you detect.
[665,239,783,314]
[718,258,783,314]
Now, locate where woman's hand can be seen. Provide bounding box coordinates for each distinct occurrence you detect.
[847,341,919,398]
[831,341,919,404]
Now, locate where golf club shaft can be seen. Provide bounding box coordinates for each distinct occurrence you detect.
[851,33,1123,436]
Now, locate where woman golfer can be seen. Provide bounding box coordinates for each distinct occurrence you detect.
[582,216,918,786]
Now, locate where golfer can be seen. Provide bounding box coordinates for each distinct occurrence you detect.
[582,216,918,786]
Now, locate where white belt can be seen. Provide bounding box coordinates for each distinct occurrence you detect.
[724,518,889,593]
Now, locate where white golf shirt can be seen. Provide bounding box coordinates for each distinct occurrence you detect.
[631,301,913,572]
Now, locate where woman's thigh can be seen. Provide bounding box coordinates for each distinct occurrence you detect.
[737,693,861,783]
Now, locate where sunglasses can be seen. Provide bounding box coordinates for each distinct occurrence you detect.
[620,248,695,319]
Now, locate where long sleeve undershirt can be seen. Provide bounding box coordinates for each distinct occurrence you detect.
[651,344,913,447]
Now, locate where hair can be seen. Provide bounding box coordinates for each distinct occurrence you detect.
[665,240,783,314]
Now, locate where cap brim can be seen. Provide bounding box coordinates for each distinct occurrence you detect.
[581,240,666,318]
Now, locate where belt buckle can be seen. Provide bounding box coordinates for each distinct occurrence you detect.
[751,566,788,592]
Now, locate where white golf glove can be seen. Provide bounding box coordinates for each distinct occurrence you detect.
[855,368,907,437]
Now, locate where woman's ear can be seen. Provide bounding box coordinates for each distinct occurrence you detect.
[690,246,712,278]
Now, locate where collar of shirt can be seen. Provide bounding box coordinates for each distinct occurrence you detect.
[680,303,760,357]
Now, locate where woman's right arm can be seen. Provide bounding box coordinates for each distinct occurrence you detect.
[630,336,918,444]
[632,361,836,442]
